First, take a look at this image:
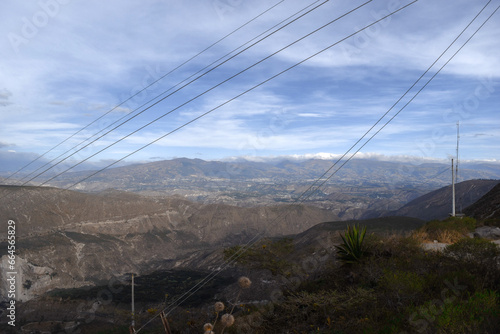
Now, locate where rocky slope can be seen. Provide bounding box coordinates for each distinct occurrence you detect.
[0,186,338,302]
[1,216,428,334]
[464,182,500,222]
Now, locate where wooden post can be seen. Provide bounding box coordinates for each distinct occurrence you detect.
[160,311,172,334]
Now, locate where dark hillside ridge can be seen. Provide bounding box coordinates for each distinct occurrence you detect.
[299,216,426,236]
[387,179,500,221]
[292,216,425,252]
[464,182,500,222]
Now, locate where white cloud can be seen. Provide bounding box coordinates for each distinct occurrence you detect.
[225,151,456,164]
[298,113,325,118]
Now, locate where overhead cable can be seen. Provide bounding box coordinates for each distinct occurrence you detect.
[4,0,286,182]
[20,0,333,187]
[134,1,421,330]
[16,1,325,186]
[141,1,499,326]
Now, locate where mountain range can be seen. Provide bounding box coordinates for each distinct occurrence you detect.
[7,158,497,220]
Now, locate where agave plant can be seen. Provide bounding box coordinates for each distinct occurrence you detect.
[335,224,367,264]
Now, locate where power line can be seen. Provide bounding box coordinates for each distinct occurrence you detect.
[293,0,495,204]
[4,0,286,182]
[309,2,499,198]
[186,0,500,317]
[134,2,420,330]
[0,0,345,207]
[14,0,329,186]
[137,2,499,328]
[27,0,373,189]
[20,0,333,188]
[53,0,373,190]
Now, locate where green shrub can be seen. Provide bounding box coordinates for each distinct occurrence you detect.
[263,288,377,333]
[424,217,476,233]
[335,224,367,264]
[424,269,476,296]
[483,218,500,228]
[444,238,500,265]
[172,224,500,333]
[380,269,426,296]
[367,234,423,260]
[435,290,499,333]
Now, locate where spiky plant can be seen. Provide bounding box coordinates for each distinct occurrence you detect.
[335,224,367,264]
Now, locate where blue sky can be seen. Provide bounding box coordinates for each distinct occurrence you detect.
[1,0,499,174]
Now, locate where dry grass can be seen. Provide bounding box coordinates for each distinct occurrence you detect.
[410,229,430,243]
[410,217,476,243]
[435,229,465,243]
[411,229,465,244]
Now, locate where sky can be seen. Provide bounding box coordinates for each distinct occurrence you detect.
[1,0,499,175]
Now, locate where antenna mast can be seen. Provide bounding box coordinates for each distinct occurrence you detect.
[452,158,455,217]
[456,121,460,185]
[451,121,460,217]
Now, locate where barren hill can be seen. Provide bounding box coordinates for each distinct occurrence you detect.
[388,179,500,221]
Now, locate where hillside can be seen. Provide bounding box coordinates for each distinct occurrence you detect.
[387,179,500,221]
[8,215,500,333]
[0,185,338,302]
[464,182,500,223]
[2,216,428,333]
[1,176,499,302]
